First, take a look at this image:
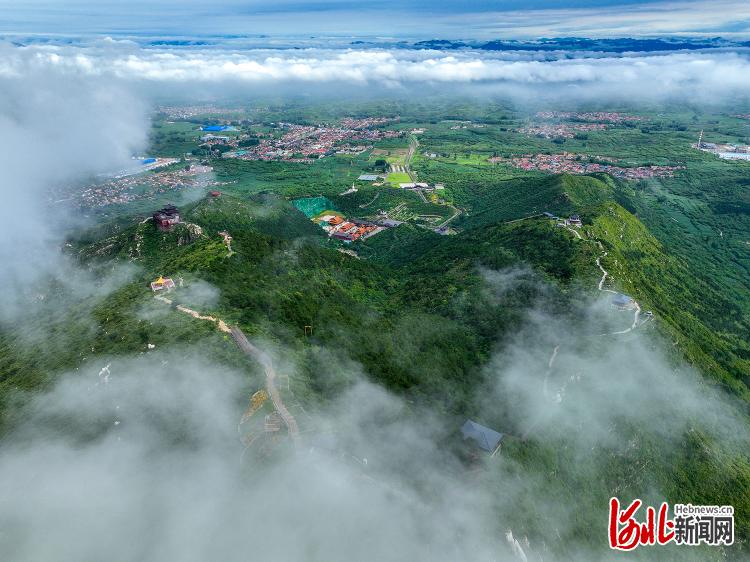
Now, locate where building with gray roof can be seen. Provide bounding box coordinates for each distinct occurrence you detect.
[461,419,504,454]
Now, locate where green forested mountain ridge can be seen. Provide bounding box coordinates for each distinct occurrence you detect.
[38,174,750,409]
[6,17,750,558]
[1,171,749,556]
[586,202,750,397]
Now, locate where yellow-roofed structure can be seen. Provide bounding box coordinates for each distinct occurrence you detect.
[150,276,175,292]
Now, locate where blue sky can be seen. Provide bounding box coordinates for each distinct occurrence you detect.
[0,0,748,39]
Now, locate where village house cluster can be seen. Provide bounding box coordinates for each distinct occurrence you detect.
[334,144,372,156]
[223,120,402,162]
[78,164,217,208]
[497,153,682,179]
[315,213,385,242]
[157,105,244,119]
[339,116,397,129]
[536,111,643,123]
[518,123,608,139]
[449,122,486,130]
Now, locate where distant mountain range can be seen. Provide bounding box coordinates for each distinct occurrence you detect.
[5,34,750,53]
[410,36,750,53]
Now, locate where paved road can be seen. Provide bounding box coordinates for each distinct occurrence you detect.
[405,135,418,182]
[436,206,461,229]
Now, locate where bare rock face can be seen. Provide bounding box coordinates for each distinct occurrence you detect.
[177,223,204,246]
[187,223,204,237]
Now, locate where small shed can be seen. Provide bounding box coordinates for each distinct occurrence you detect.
[461,419,504,455]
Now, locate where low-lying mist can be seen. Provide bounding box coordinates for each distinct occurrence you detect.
[1,276,747,561]
[1,37,749,562]
[0,47,148,322]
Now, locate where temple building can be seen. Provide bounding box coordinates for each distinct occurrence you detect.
[153,205,180,231]
[150,276,176,292]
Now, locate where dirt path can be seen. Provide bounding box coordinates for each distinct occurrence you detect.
[359,191,380,208]
[541,345,560,403]
[155,295,299,447]
[502,213,544,225]
[155,295,231,332]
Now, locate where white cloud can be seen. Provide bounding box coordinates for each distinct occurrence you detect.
[3,43,749,105]
[0,43,148,320]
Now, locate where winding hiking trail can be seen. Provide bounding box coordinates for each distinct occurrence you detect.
[154,295,232,332]
[611,305,641,335]
[594,250,641,334]
[527,225,647,422]
[229,327,300,446]
[154,295,300,447]
[596,251,616,294]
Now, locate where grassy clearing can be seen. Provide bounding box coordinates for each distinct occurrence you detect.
[386,172,411,185]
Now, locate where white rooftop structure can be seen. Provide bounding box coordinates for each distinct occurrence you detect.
[719,152,750,161]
